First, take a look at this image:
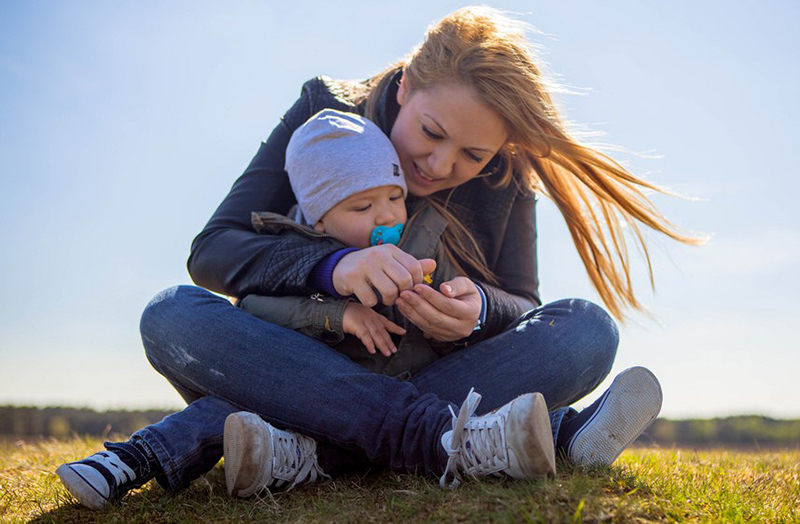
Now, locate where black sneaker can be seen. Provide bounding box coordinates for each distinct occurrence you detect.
[56,441,154,510]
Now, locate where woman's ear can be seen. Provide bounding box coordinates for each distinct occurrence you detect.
[396,71,408,106]
[313,221,326,233]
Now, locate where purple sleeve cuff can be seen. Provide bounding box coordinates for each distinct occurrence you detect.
[308,248,359,298]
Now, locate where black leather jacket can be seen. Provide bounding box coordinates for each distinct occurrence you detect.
[188,71,541,336]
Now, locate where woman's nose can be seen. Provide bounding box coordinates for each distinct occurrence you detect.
[428,146,455,178]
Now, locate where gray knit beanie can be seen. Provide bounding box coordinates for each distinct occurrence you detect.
[285,109,406,225]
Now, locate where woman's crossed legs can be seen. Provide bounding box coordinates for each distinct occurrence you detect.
[58,285,634,507]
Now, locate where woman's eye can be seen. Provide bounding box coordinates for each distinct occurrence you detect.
[422,125,442,140]
[466,151,483,163]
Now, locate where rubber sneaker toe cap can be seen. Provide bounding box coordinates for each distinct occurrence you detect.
[56,463,110,510]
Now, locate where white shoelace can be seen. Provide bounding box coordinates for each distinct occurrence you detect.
[440,388,509,489]
[87,452,136,486]
[266,428,330,490]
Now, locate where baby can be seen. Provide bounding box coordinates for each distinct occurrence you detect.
[239,109,470,379]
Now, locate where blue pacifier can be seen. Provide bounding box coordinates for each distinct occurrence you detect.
[370,224,404,246]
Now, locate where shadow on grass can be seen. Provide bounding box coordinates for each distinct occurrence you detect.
[30,461,647,524]
[29,466,232,524]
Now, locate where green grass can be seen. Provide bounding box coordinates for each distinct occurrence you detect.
[2,437,798,523]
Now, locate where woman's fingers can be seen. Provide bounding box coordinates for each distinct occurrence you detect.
[413,282,476,318]
[369,270,403,306]
[439,276,477,298]
[388,249,423,286]
[396,278,481,341]
[333,246,437,307]
[419,258,437,278]
[351,279,379,308]
[397,289,449,332]
[396,253,437,287]
[377,256,437,305]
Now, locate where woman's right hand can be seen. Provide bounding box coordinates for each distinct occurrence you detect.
[332,245,436,307]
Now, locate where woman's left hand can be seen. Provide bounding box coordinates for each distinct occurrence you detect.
[395,276,482,342]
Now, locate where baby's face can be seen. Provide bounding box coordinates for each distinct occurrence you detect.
[314,185,406,248]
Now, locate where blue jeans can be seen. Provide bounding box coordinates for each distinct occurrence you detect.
[134,285,618,491]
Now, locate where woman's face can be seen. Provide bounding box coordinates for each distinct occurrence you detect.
[390,77,508,197]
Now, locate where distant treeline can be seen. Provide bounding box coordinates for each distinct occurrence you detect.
[642,416,800,448]
[0,406,174,439]
[2,405,799,448]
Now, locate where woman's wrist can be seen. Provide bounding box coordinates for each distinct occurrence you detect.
[308,248,359,298]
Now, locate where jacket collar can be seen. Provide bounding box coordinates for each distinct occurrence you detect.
[373,68,403,136]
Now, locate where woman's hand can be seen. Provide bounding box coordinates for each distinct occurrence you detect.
[342,302,406,357]
[395,276,482,342]
[332,245,437,307]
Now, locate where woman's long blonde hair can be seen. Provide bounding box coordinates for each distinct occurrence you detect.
[362,6,702,319]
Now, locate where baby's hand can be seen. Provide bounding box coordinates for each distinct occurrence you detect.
[343,302,406,357]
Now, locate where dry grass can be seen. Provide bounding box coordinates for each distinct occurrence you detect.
[2,437,798,523]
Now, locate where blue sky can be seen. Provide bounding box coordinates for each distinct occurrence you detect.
[1,1,798,418]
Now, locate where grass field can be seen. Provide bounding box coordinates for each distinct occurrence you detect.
[1,437,798,523]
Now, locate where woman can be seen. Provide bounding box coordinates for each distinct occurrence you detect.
[56,6,697,509]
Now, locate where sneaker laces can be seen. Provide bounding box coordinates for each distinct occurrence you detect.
[85,451,137,487]
[440,388,509,489]
[104,441,153,489]
[267,428,330,490]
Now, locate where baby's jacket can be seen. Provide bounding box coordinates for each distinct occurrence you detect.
[239,203,461,380]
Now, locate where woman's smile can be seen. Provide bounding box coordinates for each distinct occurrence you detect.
[410,162,444,185]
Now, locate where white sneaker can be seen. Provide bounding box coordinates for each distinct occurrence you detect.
[439,388,555,489]
[566,366,663,467]
[224,412,329,497]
